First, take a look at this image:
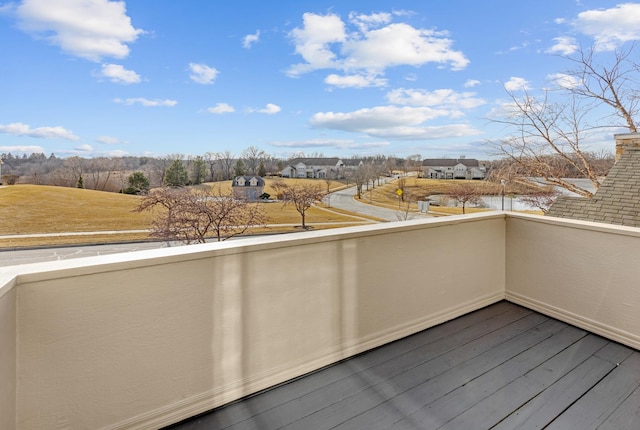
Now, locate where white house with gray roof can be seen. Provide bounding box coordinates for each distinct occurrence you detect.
[422,157,486,180]
[280,158,345,179]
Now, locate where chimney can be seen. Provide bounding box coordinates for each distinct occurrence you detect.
[614,133,640,162]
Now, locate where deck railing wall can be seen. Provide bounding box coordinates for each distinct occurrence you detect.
[1,212,639,429]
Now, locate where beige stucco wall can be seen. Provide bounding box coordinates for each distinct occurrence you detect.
[505,214,640,349]
[0,281,16,430]
[8,214,505,429]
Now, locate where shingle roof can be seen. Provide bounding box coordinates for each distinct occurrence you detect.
[232,176,265,187]
[547,147,640,227]
[422,158,480,167]
[288,158,341,166]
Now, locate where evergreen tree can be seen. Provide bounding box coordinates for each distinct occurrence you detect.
[190,156,207,185]
[234,159,246,176]
[258,161,266,177]
[77,175,85,189]
[124,171,150,194]
[164,159,189,187]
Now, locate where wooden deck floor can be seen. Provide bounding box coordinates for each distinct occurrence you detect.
[166,301,640,430]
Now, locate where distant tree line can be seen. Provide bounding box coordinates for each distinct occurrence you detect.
[0,145,615,197]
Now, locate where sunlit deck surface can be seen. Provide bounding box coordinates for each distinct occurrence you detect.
[166,301,640,430]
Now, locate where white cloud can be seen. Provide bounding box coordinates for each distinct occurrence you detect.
[386,88,486,110]
[258,103,281,114]
[546,36,578,55]
[0,145,46,153]
[207,103,235,114]
[464,79,481,88]
[0,122,79,140]
[309,104,483,140]
[348,11,392,32]
[96,63,141,84]
[188,63,219,84]
[288,13,347,76]
[14,0,143,61]
[243,30,260,48]
[574,3,640,51]
[365,124,482,140]
[271,138,390,150]
[114,97,177,107]
[547,73,580,89]
[287,12,469,77]
[504,77,530,91]
[96,136,126,145]
[344,23,469,71]
[324,73,387,88]
[74,143,93,152]
[310,106,450,130]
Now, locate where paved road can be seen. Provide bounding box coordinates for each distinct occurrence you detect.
[0,241,178,267]
[326,182,432,222]
[1,183,432,267]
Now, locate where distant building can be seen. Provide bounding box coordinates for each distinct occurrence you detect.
[547,133,640,227]
[280,158,345,179]
[232,176,265,201]
[422,157,486,180]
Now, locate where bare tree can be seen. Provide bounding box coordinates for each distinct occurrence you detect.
[491,44,639,197]
[492,91,602,197]
[135,185,267,243]
[215,151,235,180]
[565,45,639,133]
[450,182,483,214]
[351,164,369,199]
[406,154,423,177]
[86,157,122,191]
[241,146,266,175]
[517,185,561,213]
[395,189,415,221]
[281,183,325,229]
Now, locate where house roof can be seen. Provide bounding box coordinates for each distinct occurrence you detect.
[422,158,480,167]
[547,146,640,227]
[287,158,341,167]
[231,176,265,187]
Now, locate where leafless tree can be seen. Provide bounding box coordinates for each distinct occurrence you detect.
[395,189,415,221]
[516,184,561,213]
[281,183,325,229]
[565,45,639,132]
[491,44,639,197]
[215,151,235,180]
[241,146,266,175]
[406,154,423,177]
[203,152,217,182]
[450,182,483,214]
[86,157,123,191]
[351,164,370,199]
[135,185,267,243]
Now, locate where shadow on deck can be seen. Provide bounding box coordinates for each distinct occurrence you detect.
[166,301,640,430]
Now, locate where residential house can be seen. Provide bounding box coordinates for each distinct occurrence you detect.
[280,158,345,179]
[231,175,265,201]
[422,157,486,179]
[547,133,640,227]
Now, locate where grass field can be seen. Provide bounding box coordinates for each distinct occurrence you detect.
[0,177,540,249]
[0,181,373,248]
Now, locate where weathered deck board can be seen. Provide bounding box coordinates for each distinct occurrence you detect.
[546,351,640,430]
[165,302,640,430]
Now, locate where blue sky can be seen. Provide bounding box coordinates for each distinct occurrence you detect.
[1,0,639,159]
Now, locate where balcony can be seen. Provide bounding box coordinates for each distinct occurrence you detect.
[1,212,639,429]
